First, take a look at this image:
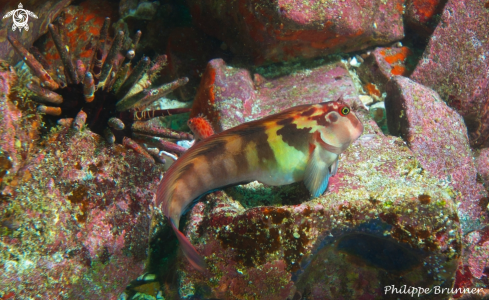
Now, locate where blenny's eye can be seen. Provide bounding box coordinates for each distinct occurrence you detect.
[340,106,350,116]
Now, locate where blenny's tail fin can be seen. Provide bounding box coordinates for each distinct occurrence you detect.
[170,220,206,272]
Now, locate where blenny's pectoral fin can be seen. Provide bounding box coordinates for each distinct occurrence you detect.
[330,157,339,176]
[170,220,206,272]
[304,144,331,198]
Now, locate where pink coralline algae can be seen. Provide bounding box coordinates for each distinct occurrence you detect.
[0,126,164,299]
[404,0,448,36]
[385,76,487,229]
[191,58,362,132]
[384,76,489,297]
[476,148,489,190]
[186,0,404,64]
[410,0,489,148]
[0,62,24,178]
[172,111,462,299]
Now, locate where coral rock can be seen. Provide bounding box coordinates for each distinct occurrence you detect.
[385,76,488,232]
[385,76,489,295]
[36,0,119,74]
[357,46,414,95]
[174,112,461,299]
[191,58,361,132]
[187,0,404,64]
[476,148,489,191]
[0,62,42,182]
[0,128,163,299]
[404,0,448,37]
[0,64,22,177]
[410,0,489,148]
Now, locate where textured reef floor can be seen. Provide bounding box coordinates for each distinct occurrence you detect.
[0,0,488,299]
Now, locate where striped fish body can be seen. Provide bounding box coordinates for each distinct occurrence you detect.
[155,100,364,271]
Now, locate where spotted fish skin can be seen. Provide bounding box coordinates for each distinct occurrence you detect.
[155,100,364,271]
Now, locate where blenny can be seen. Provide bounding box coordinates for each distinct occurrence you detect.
[155,100,364,271]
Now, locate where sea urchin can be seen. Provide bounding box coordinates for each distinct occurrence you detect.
[8,17,193,163]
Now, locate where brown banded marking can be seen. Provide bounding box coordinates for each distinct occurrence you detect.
[223,135,252,176]
[239,125,277,167]
[187,157,213,191]
[209,124,277,169]
[276,121,312,152]
[301,107,317,116]
[310,112,329,126]
[171,180,191,219]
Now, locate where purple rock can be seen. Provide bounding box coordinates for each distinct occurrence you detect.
[385,76,489,294]
[191,58,362,131]
[0,128,163,299]
[357,46,414,95]
[385,76,487,230]
[186,0,404,64]
[404,0,448,37]
[476,148,489,190]
[410,0,489,148]
[0,62,24,178]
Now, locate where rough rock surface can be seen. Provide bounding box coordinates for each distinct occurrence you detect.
[172,112,461,299]
[191,58,360,132]
[385,76,489,295]
[404,0,448,37]
[35,0,118,71]
[0,63,25,178]
[0,0,72,63]
[0,62,43,185]
[410,0,489,148]
[476,148,489,191]
[0,127,163,299]
[187,0,404,64]
[357,46,413,97]
[385,76,487,232]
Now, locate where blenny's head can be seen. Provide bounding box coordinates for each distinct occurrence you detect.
[315,100,364,148]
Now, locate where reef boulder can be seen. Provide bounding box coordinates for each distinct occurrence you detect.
[385,76,489,295]
[385,76,487,232]
[0,127,163,299]
[410,0,489,148]
[404,0,448,37]
[357,46,414,99]
[476,148,489,191]
[186,0,404,64]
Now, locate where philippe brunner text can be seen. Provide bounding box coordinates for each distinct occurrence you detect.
[384,285,484,297]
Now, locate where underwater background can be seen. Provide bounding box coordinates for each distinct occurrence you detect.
[0,0,488,299]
